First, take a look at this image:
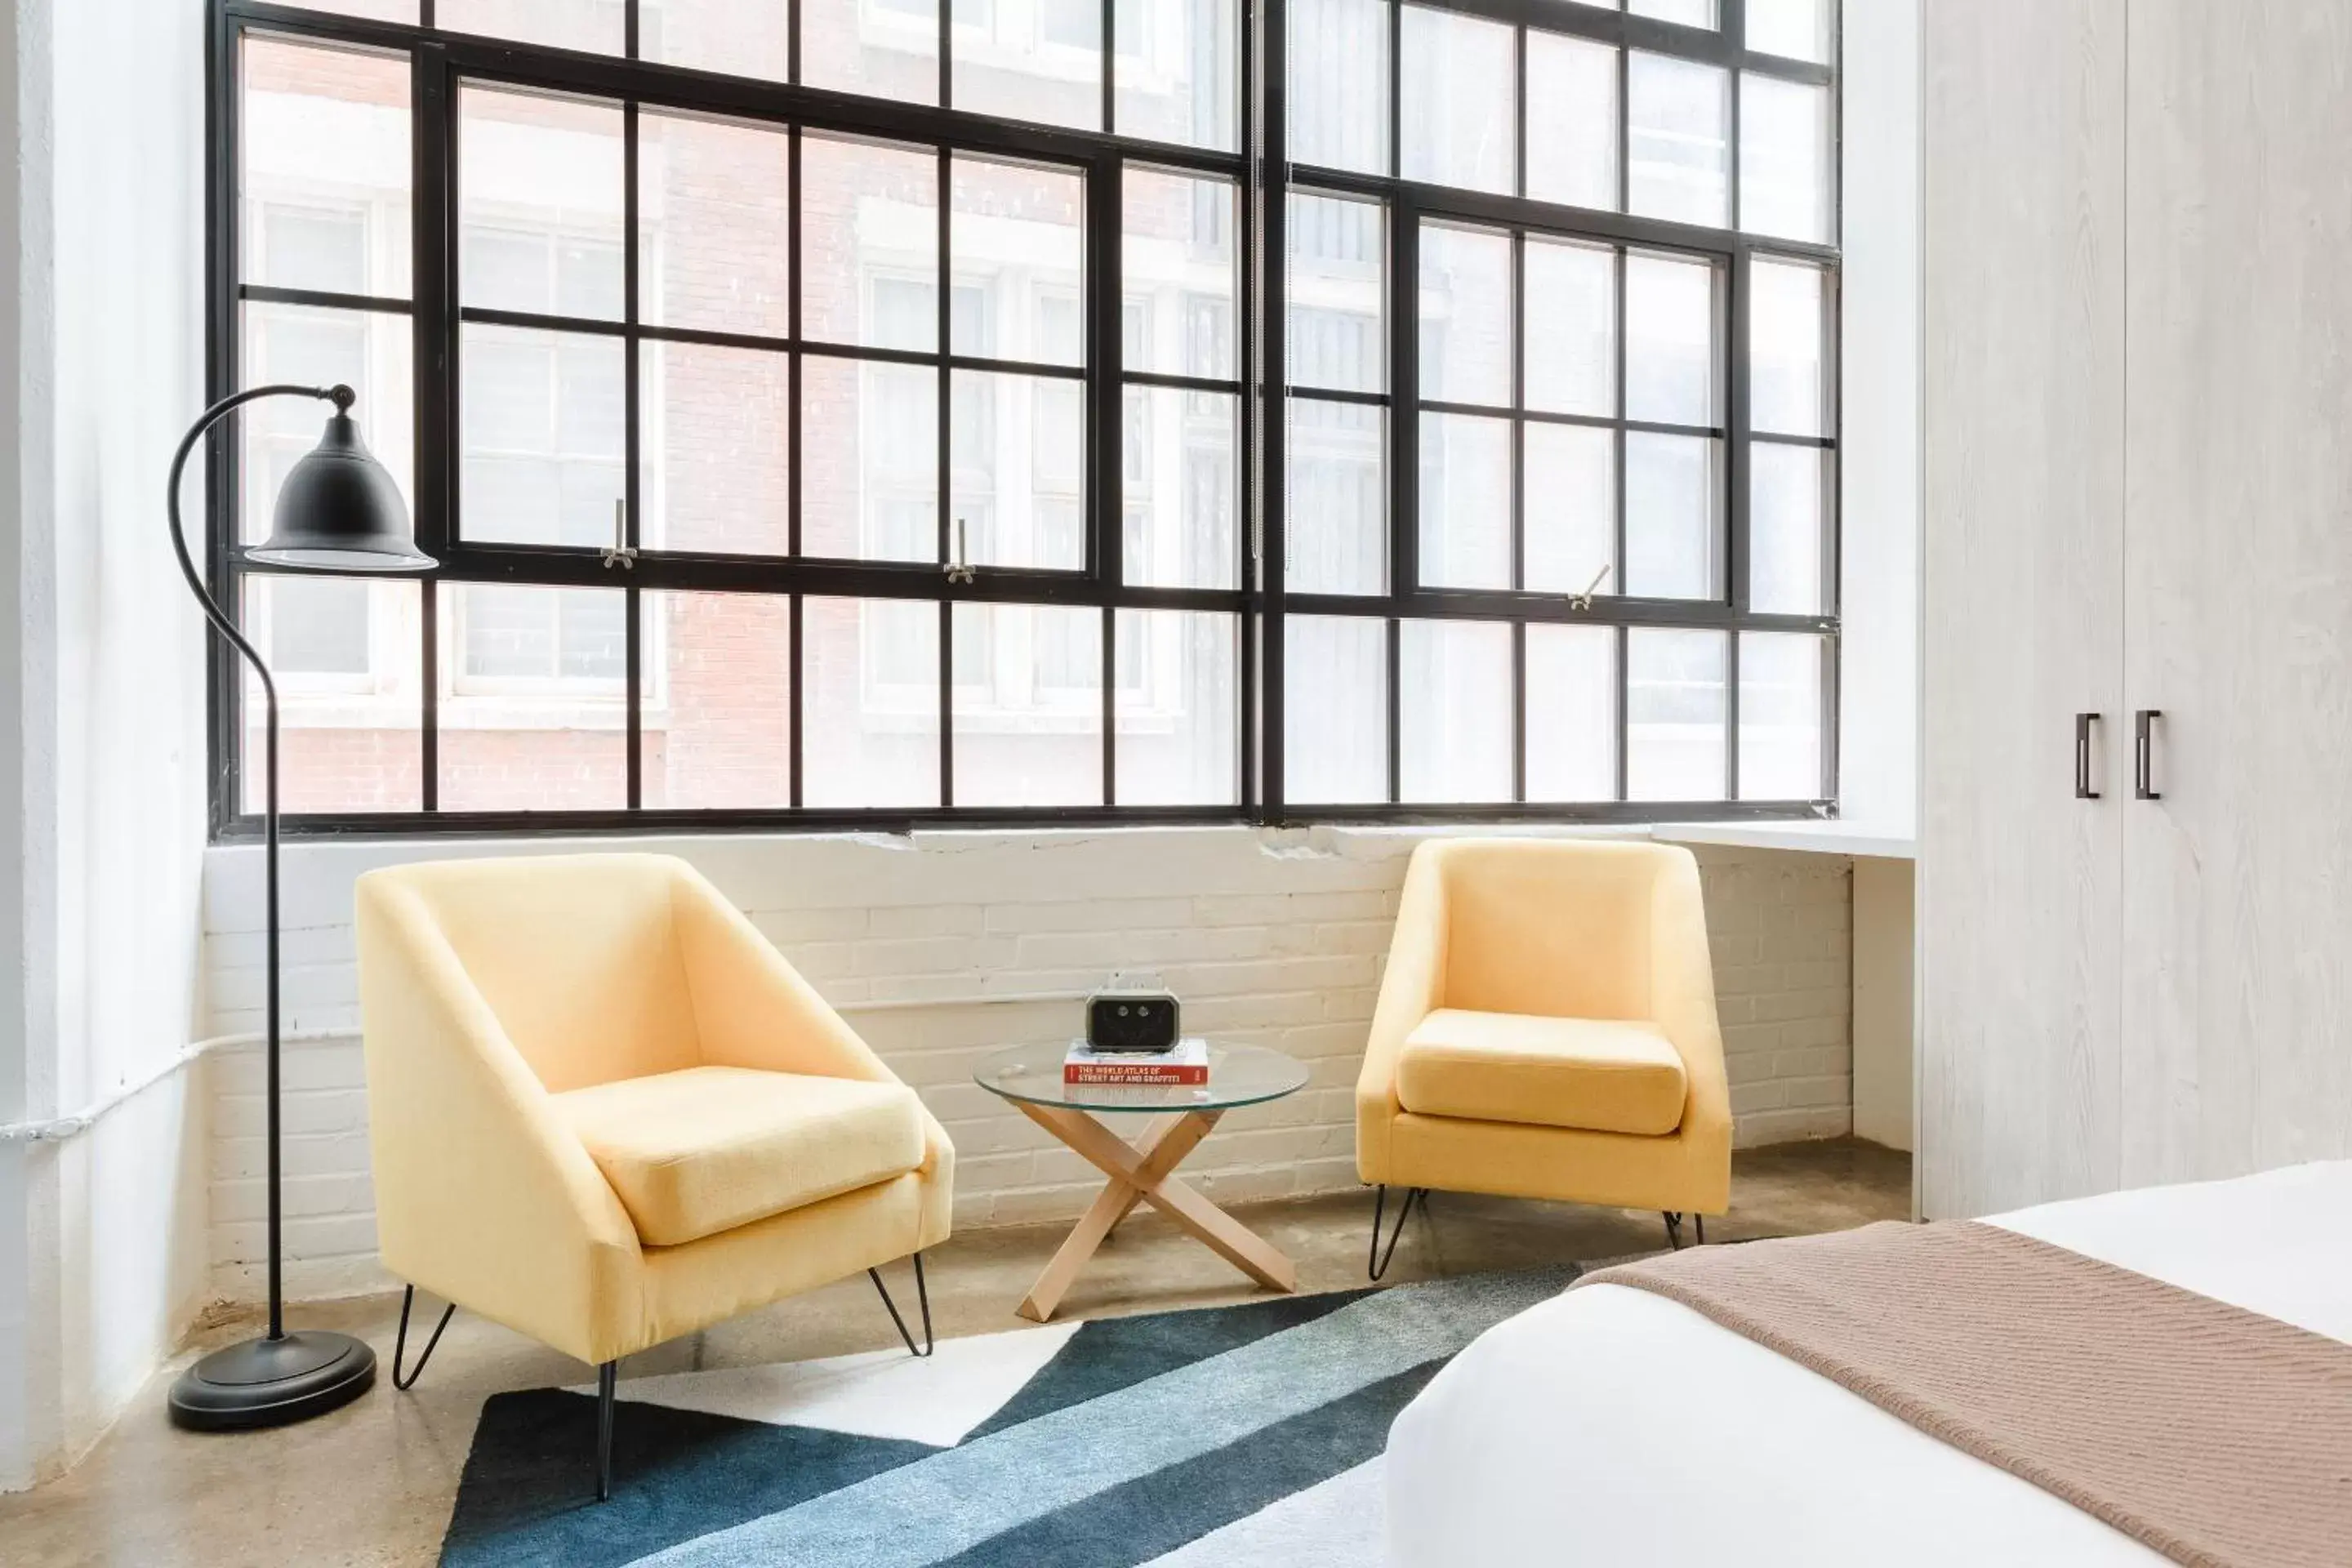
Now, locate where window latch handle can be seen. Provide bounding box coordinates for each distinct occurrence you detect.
[945,517,977,585]
[1569,564,1611,612]
[602,497,635,571]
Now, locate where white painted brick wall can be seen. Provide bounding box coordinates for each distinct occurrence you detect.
[197,826,1852,1302]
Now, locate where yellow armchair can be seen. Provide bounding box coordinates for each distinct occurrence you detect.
[355,853,952,1498]
[1356,839,1730,1272]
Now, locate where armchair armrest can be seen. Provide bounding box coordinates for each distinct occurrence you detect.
[356,871,643,1365]
[1356,843,1451,1183]
[1647,849,1733,1183]
[667,867,955,1190]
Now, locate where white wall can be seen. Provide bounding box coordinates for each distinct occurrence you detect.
[1838,0,1922,832]
[0,0,212,1490]
[198,827,1858,1302]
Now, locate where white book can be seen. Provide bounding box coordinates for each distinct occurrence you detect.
[1064,1037,1208,1068]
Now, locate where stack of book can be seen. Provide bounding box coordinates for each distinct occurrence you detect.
[1063,1037,1209,1085]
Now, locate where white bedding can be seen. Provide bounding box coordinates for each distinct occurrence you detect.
[1385,1161,2352,1566]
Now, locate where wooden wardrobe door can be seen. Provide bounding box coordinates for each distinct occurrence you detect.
[2121,3,2352,1185]
[1919,0,2126,1218]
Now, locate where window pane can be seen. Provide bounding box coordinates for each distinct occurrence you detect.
[802,354,938,563]
[1123,167,1236,380]
[1289,0,1389,177]
[1628,52,1729,227]
[242,575,422,815]
[1752,258,1828,436]
[1400,620,1512,804]
[241,304,414,546]
[954,603,1102,807]
[1751,441,1828,616]
[803,0,939,106]
[1285,616,1388,804]
[1286,397,1387,593]
[642,341,791,556]
[1117,0,1238,151]
[1742,74,1833,243]
[645,592,791,810]
[1523,236,1615,416]
[954,0,1101,132]
[648,0,790,82]
[1741,632,1825,800]
[804,597,940,809]
[1126,386,1236,589]
[1399,6,1516,197]
[1116,611,1237,805]
[952,154,1085,367]
[1524,423,1615,595]
[439,0,626,52]
[1286,193,1386,394]
[459,86,624,321]
[1526,31,1618,212]
[1625,251,1717,425]
[1627,627,1726,801]
[440,583,628,812]
[1748,0,1833,65]
[951,370,1085,572]
[1624,432,1720,599]
[1418,221,1512,409]
[1418,412,1512,590]
[242,38,412,300]
[459,323,626,546]
[1526,624,1616,802]
[1628,0,1714,25]
[639,111,791,338]
[802,132,938,352]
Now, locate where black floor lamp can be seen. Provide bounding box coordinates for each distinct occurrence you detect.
[166,384,432,1431]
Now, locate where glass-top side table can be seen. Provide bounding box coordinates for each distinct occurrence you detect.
[973,1041,1312,1321]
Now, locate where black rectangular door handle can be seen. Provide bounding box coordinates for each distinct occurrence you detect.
[2075,712,2100,800]
[2135,710,2163,800]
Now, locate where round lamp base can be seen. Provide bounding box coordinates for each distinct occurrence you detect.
[167,1330,377,1432]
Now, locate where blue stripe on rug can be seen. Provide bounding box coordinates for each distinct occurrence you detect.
[625,1267,1572,1568]
[929,1358,1448,1568]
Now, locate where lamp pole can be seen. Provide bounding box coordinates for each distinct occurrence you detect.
[166,383,430,1429]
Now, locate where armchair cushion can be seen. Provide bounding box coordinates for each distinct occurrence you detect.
[1396,1009,1688,1137]
[555,1066,926,1247]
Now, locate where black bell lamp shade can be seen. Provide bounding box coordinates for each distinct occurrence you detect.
[164,384,433,1432]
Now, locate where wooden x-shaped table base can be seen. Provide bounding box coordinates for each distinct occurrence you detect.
[1010,1102,1299,1322]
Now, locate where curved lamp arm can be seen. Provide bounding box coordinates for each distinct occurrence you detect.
[164,382,348,709]
[167,380,343,1339]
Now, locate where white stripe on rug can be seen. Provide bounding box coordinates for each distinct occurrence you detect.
[1137,1457,1387,1568]
[627,1269,1566,1568]
[572,1324,1082,1448]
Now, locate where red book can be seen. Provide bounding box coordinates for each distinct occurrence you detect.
[1064,1039,1208,1085]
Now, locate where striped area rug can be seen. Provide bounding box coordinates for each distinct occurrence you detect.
[440,1266,1575,1566]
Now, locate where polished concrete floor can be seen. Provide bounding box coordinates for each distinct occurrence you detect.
[0,1138,1909,1568]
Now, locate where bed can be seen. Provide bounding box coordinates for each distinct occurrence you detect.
[1385,1160,2352,1566]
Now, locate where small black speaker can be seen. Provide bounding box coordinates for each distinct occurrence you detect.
[1085,991,1182,1054]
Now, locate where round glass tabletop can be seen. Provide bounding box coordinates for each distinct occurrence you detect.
[974,1041,1310,1115]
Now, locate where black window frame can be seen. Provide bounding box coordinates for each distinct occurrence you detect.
[205,0,1838,839]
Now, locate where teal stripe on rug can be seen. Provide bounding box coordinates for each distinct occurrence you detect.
[626,1267,1571,1568]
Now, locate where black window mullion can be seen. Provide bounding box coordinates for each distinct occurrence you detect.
[1391,197,1419,599]
[788,127,804,558]
[1254,0,1285,821]
[1093,150,1124,800]
[1386,615,1402,804]
[1727,248,1751,612]
[623,96,643,810]
[416,40,456,811]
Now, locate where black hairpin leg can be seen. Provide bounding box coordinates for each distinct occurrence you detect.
[1695,1214,1705,1245]
[1664,1211,1684,1250]
[869,1254,933,1358]
[595,1361,617,1503]
[392,1285,456,1392]
[1368,1186,1427,1281]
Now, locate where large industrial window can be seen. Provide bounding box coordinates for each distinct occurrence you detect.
[209,0,1836,834]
